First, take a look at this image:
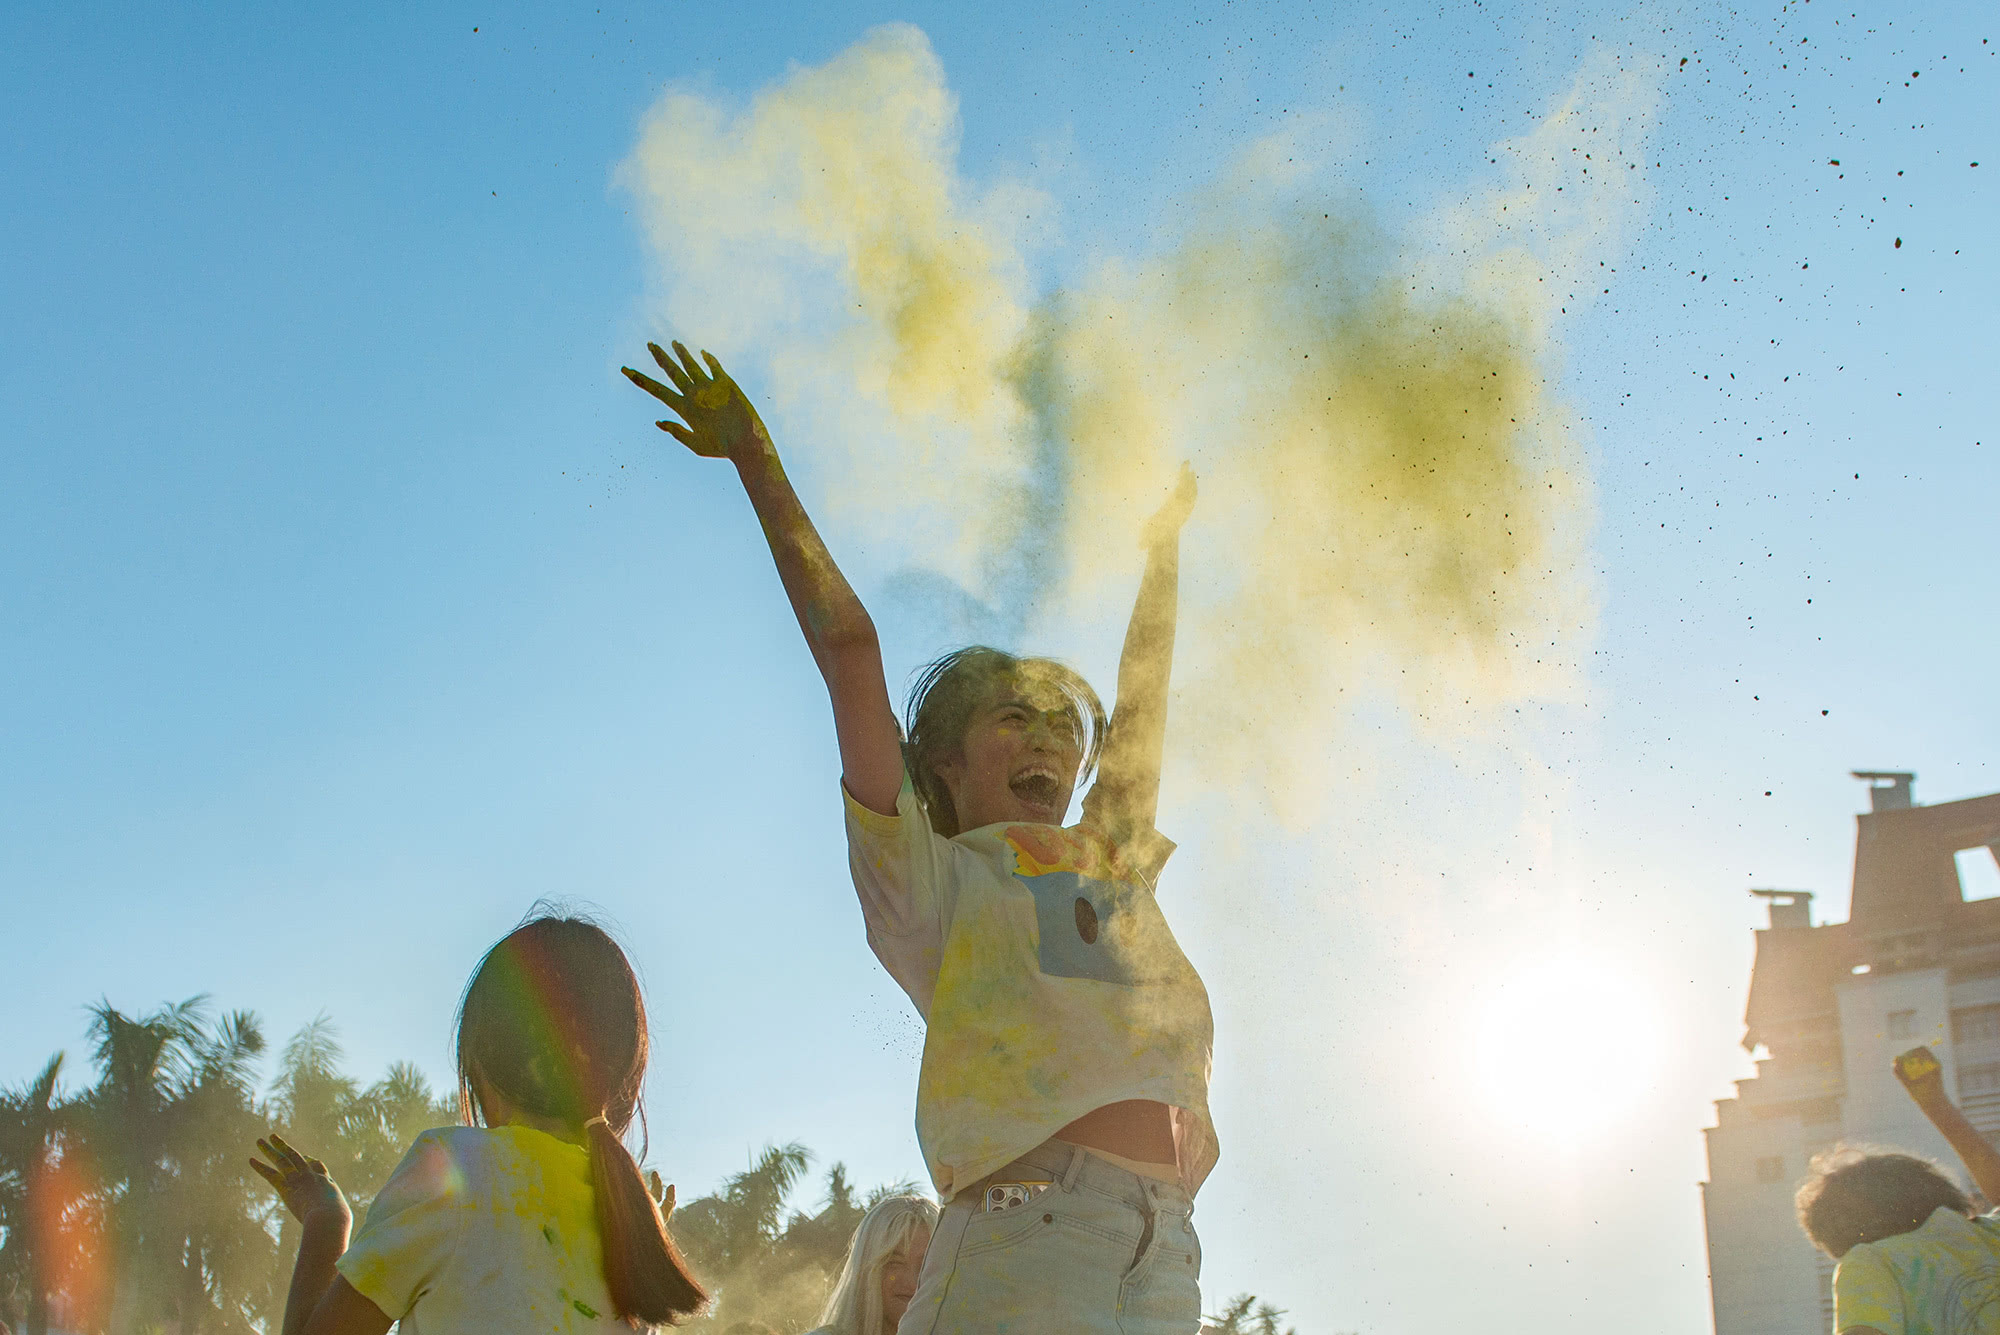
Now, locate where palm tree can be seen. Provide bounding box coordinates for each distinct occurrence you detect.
[0,1054,66,1335]
[342,1060,461,1201]
[673,1141,814,1280]
[671,1143,821,1331]
[2,996,551,1331]
[358,1061,460,1152]
[1203,1293,1299,1335]
[78,997,207,1335]
[769,1159,864,1274]
[669,1147,930,1333]
[247,1015,460,1330]
[71,998,289,1334]
[265,1020,456,1222]
[156,1009,272,1334]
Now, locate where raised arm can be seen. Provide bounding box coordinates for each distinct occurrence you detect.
[623,342,904,815]
[1084,463,1196,839]
[251,1135,391,1335]
[1895,1046,2000,1205]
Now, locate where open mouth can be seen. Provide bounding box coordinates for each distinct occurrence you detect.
[1010,768,1062,808]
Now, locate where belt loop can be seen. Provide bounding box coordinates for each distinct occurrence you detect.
[1061,1144,1086,1193]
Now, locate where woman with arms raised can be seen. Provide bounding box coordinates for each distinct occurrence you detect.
[626,342,1214,1333]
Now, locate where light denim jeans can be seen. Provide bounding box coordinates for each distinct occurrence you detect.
[896,1142,1202,1335]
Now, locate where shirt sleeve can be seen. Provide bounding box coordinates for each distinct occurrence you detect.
[844,773,953,1016]
[1832,1245,1904,1335]
[335,1129,467,1320]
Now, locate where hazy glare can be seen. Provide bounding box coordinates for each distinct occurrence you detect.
[2,3,1994,1331]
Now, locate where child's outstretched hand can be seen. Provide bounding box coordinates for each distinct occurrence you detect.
[1895,1045,1949,1109]
[1142,462,1198,549]
[621,342,772,464]
[251,1133,351,1230]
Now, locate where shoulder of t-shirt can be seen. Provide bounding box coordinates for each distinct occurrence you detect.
[1837,1210,1977,1275]
[1831,1239,1898,1305]
[378,1126,487,1206]
[1836,1237,1896,1269]
[842,771,920,837]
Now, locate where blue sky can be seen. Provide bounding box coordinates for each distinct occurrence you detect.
[3,2,1995,1330]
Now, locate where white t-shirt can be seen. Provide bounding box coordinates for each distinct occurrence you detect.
[336,1125,627,1333]
[844,775,1218,1200]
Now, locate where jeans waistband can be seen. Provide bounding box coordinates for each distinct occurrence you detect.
[986,1140,1192,1211]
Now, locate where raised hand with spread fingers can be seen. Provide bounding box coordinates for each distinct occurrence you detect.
[251,1133,350,1231]
[622,341,774,466]
[249,1133,389,1335]
[621,341,904,817]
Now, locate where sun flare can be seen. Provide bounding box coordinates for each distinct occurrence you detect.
[1472,954,1666,1140]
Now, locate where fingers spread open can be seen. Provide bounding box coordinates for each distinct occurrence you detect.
[659,421,725,458]
[700,350,729,383]
[624,366,686,411]
[648,342,695,392]
[672,341,707,385]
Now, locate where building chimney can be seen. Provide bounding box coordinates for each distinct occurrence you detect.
[1852,771,1916,812]
[1749,888,1814,930]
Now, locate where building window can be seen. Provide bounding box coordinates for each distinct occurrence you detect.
[1889,1009,1918,1040]
[1756,1155,1785,1184]
[1955,1005,2000,1044]
[1961,1063,2000,1096]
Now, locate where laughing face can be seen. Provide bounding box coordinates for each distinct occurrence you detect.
[930,674,1087,831]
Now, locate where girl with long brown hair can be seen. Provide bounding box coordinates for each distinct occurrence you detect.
[251,914,705,1333]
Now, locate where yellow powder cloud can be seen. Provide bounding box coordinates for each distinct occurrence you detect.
[621,25,1035,570]
[625,26,1659,817]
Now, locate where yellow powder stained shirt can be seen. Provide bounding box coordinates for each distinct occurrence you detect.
[336,1125,626,1334]
[1832,1206,2000,1335]
[844,775,1218,1201]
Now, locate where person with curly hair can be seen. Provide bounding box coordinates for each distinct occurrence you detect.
[1793,1046,2000,1335]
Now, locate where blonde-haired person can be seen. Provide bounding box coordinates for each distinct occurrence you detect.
[808,1195,938,1335]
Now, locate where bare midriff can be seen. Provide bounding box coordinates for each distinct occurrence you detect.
[1053,1098,1177,1168]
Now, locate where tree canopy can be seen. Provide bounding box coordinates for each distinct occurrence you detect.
[1,996,1302,1333]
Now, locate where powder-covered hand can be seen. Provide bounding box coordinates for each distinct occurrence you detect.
[622,342,773,465]
[1142,461,1198,549]
[1894,1045,1948,1108]
[251,1133,351,1231]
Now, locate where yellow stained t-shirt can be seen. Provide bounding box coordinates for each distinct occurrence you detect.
[335,1125,625,1334]
[1833,1206,2000,1335]
[844,775,1218,1201]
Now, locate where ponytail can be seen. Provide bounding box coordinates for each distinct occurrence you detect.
[585,1116,706,1324]
[456,915,709,1326]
